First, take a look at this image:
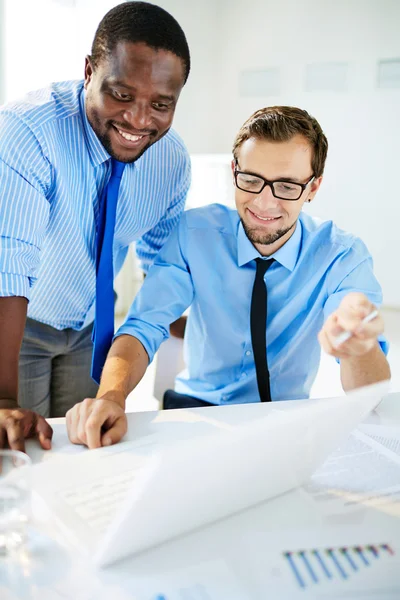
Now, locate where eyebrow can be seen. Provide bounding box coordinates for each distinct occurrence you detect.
[106,80,175,102]
[274,176,304,184]
[237,167,304,184]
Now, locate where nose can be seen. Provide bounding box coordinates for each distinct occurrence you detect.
[253,184,280,210]
[123,103,153,130]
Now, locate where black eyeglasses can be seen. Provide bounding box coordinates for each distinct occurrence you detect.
[234,165,315,201]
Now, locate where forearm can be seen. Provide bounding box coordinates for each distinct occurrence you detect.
[340,342,391,392]
[142,273,187,339]
[0,297,28,409]
[96,335,149,408]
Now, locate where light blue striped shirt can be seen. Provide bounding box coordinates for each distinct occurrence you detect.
[0,80,190,330]
[117,205,388,404]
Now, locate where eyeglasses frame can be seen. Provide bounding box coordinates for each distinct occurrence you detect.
[234,163,315,201]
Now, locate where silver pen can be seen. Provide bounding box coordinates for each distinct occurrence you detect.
[334,309,379,347]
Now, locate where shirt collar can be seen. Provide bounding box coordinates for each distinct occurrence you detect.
[79,86,111,167]
[237,215,302,272]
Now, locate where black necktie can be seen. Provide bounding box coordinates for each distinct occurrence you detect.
[250,258,274,402]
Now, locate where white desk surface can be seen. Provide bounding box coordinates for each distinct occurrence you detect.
[2,393,400,599]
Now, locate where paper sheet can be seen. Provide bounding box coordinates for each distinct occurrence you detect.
[359,424,400,457]
[31,435,160,551]
[26,423,89,463]
[0,554,249,600]
[303,428,400,515]
[240,526,400,599]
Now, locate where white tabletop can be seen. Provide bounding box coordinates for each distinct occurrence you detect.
[26,391,400,463]
[2,393,400,600]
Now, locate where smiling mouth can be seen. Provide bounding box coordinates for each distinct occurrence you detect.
[111,125,153,148]
[117,128,146,142]
[248,208,282,222]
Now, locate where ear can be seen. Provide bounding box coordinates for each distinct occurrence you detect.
[307,175,323,203]
[84,55,94,89]
[231,159,236,185]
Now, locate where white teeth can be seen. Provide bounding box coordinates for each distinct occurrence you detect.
[118,129,143,142]
[255,215,277,221]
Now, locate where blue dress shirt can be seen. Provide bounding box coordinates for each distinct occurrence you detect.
[0,80,191,330]
[117,204,388,404]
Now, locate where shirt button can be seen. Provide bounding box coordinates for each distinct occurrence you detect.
[241,372,247,378]
[245,350,252,356]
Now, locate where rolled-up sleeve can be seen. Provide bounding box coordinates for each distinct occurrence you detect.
[115,213,194,362]
[135,149,191,273]
[323,241,389,355]
[0,112,51,299]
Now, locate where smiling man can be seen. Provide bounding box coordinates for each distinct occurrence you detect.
[66,105,390,449]
[0,2,191,449]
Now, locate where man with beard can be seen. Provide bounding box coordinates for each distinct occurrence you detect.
[0,2,191,450]
[67,104,390,449]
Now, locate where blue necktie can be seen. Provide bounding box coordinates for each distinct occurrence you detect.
[91,159,126,384]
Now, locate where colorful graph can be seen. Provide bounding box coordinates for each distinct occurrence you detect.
[284,543,395,589]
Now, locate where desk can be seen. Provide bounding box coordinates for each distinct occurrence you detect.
[2,394,400,599]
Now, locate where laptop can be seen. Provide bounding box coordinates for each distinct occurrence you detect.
[32,380,390,568]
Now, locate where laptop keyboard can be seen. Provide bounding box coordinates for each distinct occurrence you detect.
[58,468,141,533]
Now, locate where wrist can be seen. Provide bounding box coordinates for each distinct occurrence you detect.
[340,341,381,363]
[0,398,19,410]
[96,389,126,409]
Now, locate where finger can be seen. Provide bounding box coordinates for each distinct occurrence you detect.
[85,409,104,450]
[342,292,372,315]
[66,406,81,445]
[5,416,25,453]
[321,314,348,351]
[0,426,6,449]
[35,415,53,450]
[336,300,376,334]
[336,312,369,335]
[324,314,345,342]
[354,315,384,339]
[100,414,128,447]
[318,329,351,359]
[75,398,96,446]
[0,427,6,471]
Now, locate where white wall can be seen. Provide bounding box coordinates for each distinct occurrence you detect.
[0,0,5,104]
[213,0,400,306]
[4,0,81,99]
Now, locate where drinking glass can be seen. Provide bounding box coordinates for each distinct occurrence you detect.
[0,450,31,553]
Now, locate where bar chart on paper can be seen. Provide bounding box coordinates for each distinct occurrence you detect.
[140,560,250,600]
[284,542,396,590]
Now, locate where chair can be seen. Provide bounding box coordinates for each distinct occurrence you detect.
[153,334,185,405]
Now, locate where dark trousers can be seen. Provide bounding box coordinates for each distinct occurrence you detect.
[163,389,214,410]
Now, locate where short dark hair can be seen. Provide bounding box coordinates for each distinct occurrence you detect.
[91,1,190,83]
[233,106,328,177]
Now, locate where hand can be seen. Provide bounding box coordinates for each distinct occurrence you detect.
[0,408,53,452]
[66,397,128,449]
[318,292,384,359]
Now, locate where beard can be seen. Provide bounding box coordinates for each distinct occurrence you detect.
[241,218,296,246]
[94,122,156,164]
[95,127,154,164]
